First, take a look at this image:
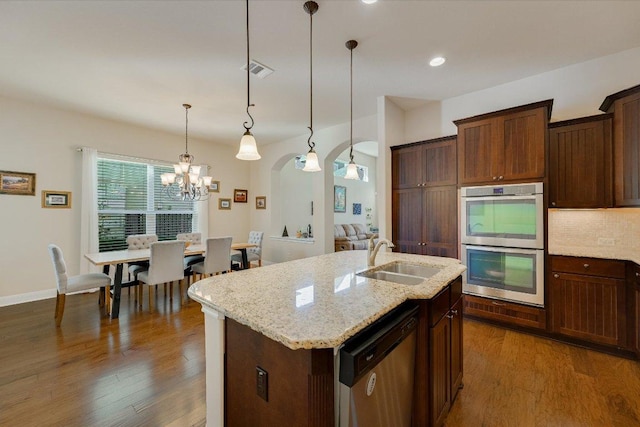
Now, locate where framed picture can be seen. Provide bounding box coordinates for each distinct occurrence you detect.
[210,180,220,193]
[353,203,362,215]
[218,198,231,210]
[234,189,248,203]
[256,196,266,209]
[334,185,346,213]
[42,190,72,208]
[0,170,36,196]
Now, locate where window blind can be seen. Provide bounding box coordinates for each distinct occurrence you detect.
[97,156,197,252]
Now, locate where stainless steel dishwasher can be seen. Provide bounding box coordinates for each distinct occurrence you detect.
[338,303,419,427]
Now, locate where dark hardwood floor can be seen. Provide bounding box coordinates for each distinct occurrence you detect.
[1,291,639,426]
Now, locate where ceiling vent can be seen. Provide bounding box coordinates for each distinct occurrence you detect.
[242,60,274,79]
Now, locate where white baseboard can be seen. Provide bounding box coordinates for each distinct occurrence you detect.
[0,289,57,307]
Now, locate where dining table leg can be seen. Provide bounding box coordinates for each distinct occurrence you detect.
[240,249,249,270]
[110,263,124,319]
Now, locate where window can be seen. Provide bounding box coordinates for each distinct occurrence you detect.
[97,155,198,252]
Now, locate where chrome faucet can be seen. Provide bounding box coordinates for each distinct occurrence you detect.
[368,236,395,266]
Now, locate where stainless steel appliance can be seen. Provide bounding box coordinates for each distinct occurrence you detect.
[460,182,544,249]
[461,244,544,306]
[338,303,419,427]
[460,182,545,307]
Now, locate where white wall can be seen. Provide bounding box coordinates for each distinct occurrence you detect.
[404,101,443,143]
[0,95,250,304]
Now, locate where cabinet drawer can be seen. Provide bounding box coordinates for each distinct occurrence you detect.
[430,286,451,327]
[551,256,625,279]
[463,294,546,330]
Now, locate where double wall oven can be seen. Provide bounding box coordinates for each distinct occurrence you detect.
[460,182,544,307]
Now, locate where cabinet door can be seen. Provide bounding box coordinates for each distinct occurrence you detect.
[392,144,424,189]
[500,108,546,182]
[424,186,458,259]
[430,317,451,427]
[548,117,613,208]
[424,138,457,186]
[457,118,497,185]
[633,265,640,356]
[392,188,424,254]
[613,91,640,206]
[551,272,627,347]
[450,297,463,402]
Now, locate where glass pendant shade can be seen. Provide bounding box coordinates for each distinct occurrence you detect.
[344,161,359,180]
[236,130,261,160]
[303,149,321,172]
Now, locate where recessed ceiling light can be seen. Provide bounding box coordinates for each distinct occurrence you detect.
[361,0,378,4]
[429,56,446,67]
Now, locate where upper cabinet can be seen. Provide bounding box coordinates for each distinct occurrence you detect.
[454,100,553,185]
[548,114,613,208]
[600,84,640,207]
[392,136,457,189]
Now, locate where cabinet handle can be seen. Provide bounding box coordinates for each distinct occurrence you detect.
[551,202,556,207]
[491,301,506,307]
[450,309,458,315]
[446,314,454,319]
[553,273,559,278]
[636,272,639,277]
[583,263,590,269]
[492,176,498,180]
[498,175,504,180]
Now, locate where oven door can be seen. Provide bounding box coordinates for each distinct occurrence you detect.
[460,193,543,249]
[461,245,544,307]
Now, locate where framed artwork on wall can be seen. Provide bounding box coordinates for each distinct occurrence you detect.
[42,190,72,208]
[234,189,248,203]
[256,196,266,209]
[219,198,232,210]
[210,180,220,192]
[353,203,362,215]
[0,170,36,196]
[334,185,346,213]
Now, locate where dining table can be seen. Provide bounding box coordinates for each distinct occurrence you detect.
[85,242,257,319]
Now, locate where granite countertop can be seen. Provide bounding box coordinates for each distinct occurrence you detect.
[188,250,466,350]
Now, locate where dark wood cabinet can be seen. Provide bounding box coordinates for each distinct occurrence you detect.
[392,137,457,258]
[631,263,640,356]
[600,84,640,207]
[550,256,627,348]
[455,100,552,185]
[548,114,613,208]
[392,136,457,189]
[449,293,463,403]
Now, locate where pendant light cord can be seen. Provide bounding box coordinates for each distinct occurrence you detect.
[185,104,189,154]
[349,44,353,162]
[307,2,315,150]
[244,0,255,132]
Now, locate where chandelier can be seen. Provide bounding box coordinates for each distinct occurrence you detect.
[160,104,213,201]
[302,1,321,172]
[344,39,360,180]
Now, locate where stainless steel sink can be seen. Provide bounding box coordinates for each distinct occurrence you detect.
[356,270,426,286]
[356,262,443,286]
[378,262,442,279]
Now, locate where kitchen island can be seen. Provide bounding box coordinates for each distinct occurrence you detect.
[189,250,466,427]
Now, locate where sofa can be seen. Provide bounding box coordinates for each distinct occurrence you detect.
[334,224,378,252]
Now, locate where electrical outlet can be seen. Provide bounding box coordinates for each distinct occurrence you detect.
[597,237,615,246]
[256,366,268,402]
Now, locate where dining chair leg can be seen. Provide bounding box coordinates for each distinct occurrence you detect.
[178,278,184,305]
[55,293,66,327]
[54,292,60,319]
[105,285,111,316]
[148,285,155,313]
[169,282,174,301]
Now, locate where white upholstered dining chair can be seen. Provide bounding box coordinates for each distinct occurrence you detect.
[136,240,186,312]
[48,244,112,326]
[191,237,233,281]
[177,232,205,273]
[126,234,158,279]
[231,231,263,268]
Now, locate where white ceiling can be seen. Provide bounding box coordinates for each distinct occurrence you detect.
[1,1,639,148]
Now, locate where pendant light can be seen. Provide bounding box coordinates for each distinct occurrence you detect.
[302,1,321,172]
[236,0,261,160]
[344,39,360,180]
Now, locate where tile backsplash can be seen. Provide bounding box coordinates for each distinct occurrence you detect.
[548,208,640,263]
